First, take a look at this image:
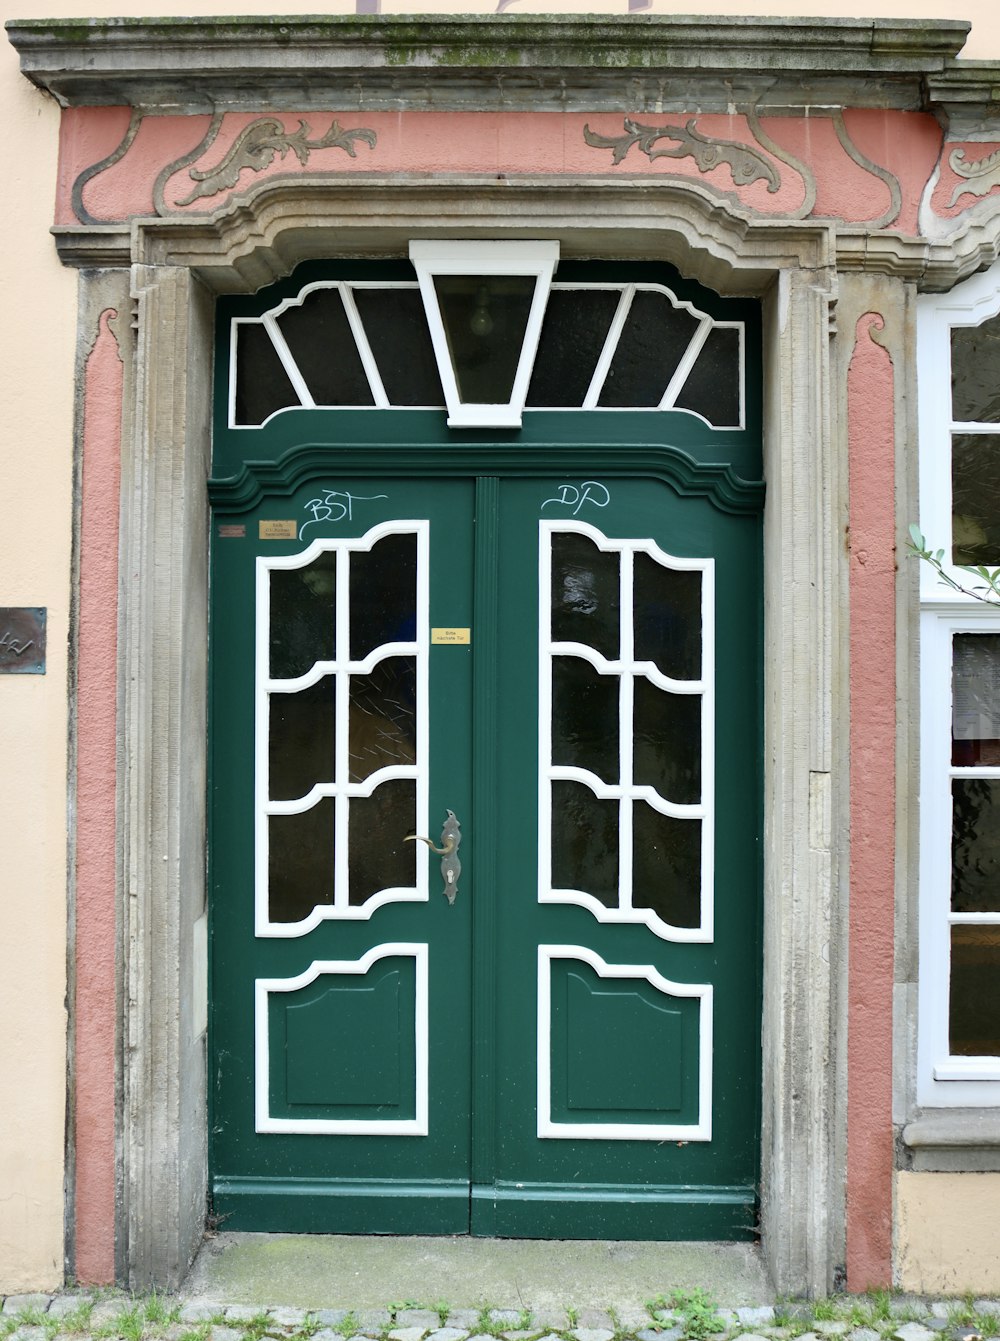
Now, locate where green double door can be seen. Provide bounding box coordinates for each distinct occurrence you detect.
[209,455,762,1238]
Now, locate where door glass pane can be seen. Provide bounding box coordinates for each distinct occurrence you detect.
[276,288,374,407]
[952,432,1000,565]
[633,679,700,804]
[350,533,417,658]
[348,657,417,783]
[632,803,701,928]
[269,551,336,679]
[598,290,700,408]
[952,778,1000,913]
[348,780,416,906]
[433,275,535,405]
[352,288,444,405]
[269,679,334,801]
[633,553,701,680]
[527,289,619,407]
[952,633,1000,765]
[950,924,1000,1054]
[550,532,620,658]
[551,779,618,907]
[268,799,334,923]
[674,325,741,426]
[551,656,619,783]
[234,322,298,426]
[952,315,1000,423]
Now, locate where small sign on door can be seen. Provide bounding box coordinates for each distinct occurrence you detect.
[431,628,471,645]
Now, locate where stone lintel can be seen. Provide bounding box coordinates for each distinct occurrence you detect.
[5,14,974,113]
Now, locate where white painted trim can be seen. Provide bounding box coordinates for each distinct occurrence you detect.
[255,522,429,937]
[410,239,560,428]
[916,266,1000,1107]
[583,284,635,409]
[255,942,429,1135]
[538,519,715,943]
[536,945,712,1140]
[340,283,390,409]
[917,609,1000,1106]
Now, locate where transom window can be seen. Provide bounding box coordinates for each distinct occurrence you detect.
[228,276,745,431]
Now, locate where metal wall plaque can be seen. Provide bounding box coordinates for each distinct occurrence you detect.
[0,607,46,674]
[431,627,471,645]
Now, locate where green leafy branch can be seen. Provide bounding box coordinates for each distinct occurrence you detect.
[908,524,1000,605]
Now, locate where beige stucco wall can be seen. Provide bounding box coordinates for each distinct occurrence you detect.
[896,1172,1000,1293]
[2,0,1000,1295]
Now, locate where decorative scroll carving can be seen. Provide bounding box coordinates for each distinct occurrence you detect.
[72,109,143,226]
[832,109,902,231]
[949,145,1000,208]
[583,117,780,193]
[175,116,378,207]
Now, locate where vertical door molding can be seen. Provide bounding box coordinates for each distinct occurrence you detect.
[759,266,846,1296]
[119,264,212,1288]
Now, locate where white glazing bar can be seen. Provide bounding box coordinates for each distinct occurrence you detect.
[254,557,272,935]
[333,542,352,910]
[701,558,715,940]
[658,317,712,411]
[538,523,554,899]
[262,312,315,408]
[340,284,390,408]
[583,285,635,410]
[416,523,430,865]
[619,547,635,911]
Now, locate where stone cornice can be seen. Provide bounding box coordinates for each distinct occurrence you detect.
[5,14,977,114]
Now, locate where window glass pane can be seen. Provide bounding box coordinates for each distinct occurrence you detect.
[353,288,443,406]
[268,800,334,924]
[235,322,298,426]
[633,553,701,681]
[551,656,619,783]
[952,778,1000,913]
[952,634,1000,766]
[269,680,334,802]
[348,657,417,783]
[348,780,416,906]
[269,552,336,680]
[598,290,700,409]
[674,325,741,426]
[433,275,535,405]
[632,804,701,928]
[527,289,619,407]
[633,679,701,805]
[950,924,1000,1055]
[276,288,374,407]
[551,779,618,907]
[952,314,1000,423]
[550,532,620,659]
[350,533,417,659]
[952,432,1000,565]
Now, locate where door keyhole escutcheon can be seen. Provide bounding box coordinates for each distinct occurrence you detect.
[406,809,462,904]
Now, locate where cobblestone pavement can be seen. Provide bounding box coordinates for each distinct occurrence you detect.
[3,1292,1000,1341]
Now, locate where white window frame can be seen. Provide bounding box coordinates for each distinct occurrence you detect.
[917,265,1000,1107]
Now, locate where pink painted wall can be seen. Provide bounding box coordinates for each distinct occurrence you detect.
[73,309,123,1284]
[54,106,963,237]
[846,313,896,1291]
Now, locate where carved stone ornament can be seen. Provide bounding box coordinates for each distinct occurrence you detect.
[176,116,378,206]
[948,144,1000,208]
[583,116,781,193]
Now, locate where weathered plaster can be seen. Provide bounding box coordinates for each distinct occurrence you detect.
[896,1171,1000,1292]
[845,310,897,1290]
[74,304,124,1286]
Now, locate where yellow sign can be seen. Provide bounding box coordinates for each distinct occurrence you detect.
[431,627,471,645]
[259,520,297,540]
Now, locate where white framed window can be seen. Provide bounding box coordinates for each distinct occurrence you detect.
[917,265,1000,1107]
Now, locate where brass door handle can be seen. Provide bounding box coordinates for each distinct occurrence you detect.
[405,809,462,903]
